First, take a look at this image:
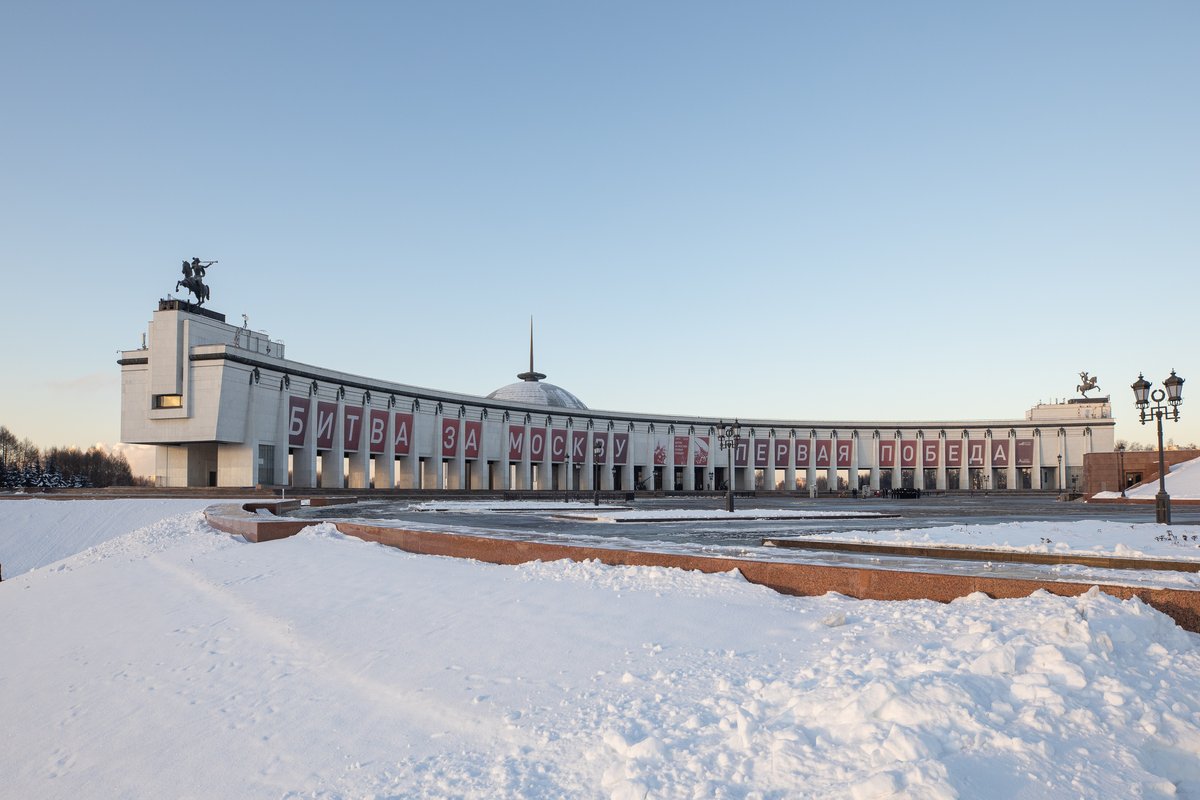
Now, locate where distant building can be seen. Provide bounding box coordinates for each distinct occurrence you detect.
[120,302,1114,491]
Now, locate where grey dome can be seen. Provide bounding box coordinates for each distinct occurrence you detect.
[488,319,587,409]
[486,381,588,410]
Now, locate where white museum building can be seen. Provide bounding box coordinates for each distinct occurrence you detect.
[120,301,1114,492]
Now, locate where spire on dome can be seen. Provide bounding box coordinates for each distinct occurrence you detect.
[486,317,587,409]
[516,316,547,382]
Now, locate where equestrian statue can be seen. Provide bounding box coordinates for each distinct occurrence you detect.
[1076,371,1100,398]
[176,257,216,306]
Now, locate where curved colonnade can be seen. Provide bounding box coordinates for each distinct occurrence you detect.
[120,302,1114,491]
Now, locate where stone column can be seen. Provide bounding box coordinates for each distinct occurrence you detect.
[347,397,371,489]
[826,432,838,493]
[849,431,860,491]
[272,381,290,488]
[538,420,553,491]
[603,428,615,491]
[520,418,532,490]
[914,431,924,491]
[423,409,443,490]
[403,405,423,490]
[1032,430,1043,490]
[873,431,883,494]
[319,391,344,489]
[983,430,994,492]
[1007,429,1017,491]
[960,433,971,490]
[785,432,797,492]
[936,431,947,491]
[808,430,819,496]
[893,430,903,491]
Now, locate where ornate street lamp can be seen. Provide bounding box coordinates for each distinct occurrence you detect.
[1132,370,1185,523]
[593,439,603,506]
[716,419,741,513]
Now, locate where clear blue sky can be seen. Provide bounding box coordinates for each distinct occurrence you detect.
[2,1,1197,466]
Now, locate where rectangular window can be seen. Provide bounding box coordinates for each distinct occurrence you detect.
[153,394,183,409]
[922,468,938,490]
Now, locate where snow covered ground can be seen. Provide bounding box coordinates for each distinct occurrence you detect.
[0,497,229,578]
[3,498,1200,799]
[1094,454,1200,501]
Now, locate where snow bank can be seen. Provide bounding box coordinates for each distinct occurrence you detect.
[0,498,226,578]
[2,501,1200,798]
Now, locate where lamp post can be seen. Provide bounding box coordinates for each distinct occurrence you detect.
[1132,370,1185,523]
[1117,443,1127,498]
[593,439,603,506]
[1057,454,1063,493]
[716,419,741,513]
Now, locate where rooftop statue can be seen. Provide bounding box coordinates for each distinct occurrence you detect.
[1077,371,1099,398]
[175,257,216,306]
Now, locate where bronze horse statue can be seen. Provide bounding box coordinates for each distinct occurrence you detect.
[175,258,215,306]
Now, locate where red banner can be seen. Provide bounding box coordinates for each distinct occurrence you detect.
[694,436,709,466]
[735,438,749,467]
[368,409,388,454]
[572,431,588,463]
[795,440,810,467]
[1015,439,1034,467]
[674,436,690,464]
[612,433,629,465]
[753,439,770,468]
[836,440,853,466]
[440,418,459,457]
[900,440,917,468]
[315,401,337,450]
[551,429,567,464]
[922,440,939,467]
[287,396,308,447]
[507,426,525,461]
[653,438,667,465]
[392,412,412,455]
[593,433,609,462]
[529,428,545,461]
[990,439,1009,466]
[814,440,832,468]
[463,420,482,460]
[966,440,986,467]
[342,406,364,452]
[774,439,791,467]
[945,440,962,467]
[878,441,895,468]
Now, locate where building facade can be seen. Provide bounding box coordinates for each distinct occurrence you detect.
[120,302,1115,491]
